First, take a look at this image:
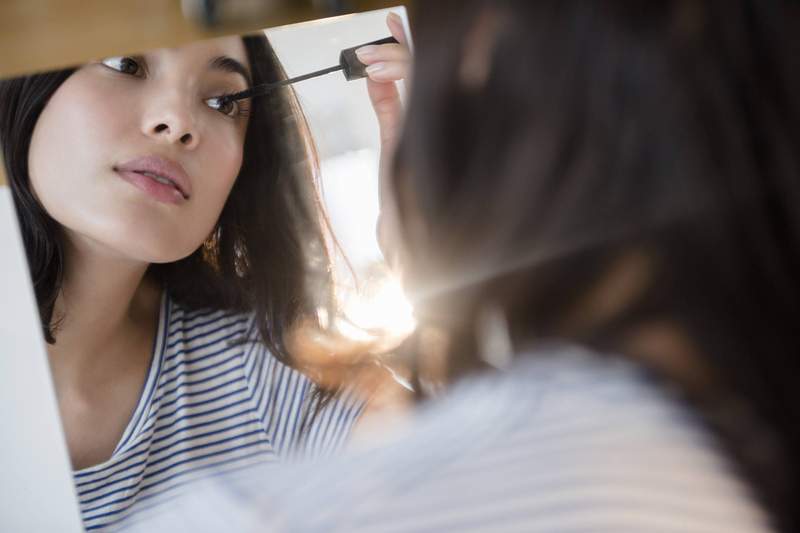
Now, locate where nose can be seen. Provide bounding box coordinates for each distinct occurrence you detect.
[141,91,200,150]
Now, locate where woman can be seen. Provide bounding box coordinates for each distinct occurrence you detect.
[140,0,800,531]
[0,16,410,532]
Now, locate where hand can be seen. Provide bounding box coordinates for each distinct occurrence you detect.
[355,12,412,268]
[356,12,412,147]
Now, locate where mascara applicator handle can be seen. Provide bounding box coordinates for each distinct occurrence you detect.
[339,36,399,81]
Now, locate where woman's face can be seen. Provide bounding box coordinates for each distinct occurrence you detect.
[28,36,252,263]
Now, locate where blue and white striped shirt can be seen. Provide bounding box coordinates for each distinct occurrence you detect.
[73,292,364,531]
[132,345,772,532]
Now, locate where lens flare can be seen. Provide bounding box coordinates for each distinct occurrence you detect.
[339,274,416,343]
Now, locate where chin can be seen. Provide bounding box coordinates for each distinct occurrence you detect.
[129,241,201,265]
[96,227,203,265]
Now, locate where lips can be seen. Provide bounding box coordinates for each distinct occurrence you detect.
[114,155,193,203]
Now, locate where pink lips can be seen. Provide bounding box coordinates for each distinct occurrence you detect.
[114,155,192,205]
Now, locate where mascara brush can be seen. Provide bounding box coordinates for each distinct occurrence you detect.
[215,36,399,107]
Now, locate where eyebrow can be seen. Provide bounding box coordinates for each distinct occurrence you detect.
[208,56,252,87]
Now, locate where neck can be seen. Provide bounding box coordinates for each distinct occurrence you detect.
[47,232,162,382]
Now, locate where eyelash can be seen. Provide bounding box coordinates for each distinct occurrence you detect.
[205,93,252,119]
[101,56,146,78]
[99,56,251,120]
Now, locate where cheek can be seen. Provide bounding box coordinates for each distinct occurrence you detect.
[195,128,245,215]
[216,125,246,182]
[28,72,133,211]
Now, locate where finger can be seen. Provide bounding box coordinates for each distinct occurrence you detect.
[367,79,403,144]
[367,77,400,109]
[355,43,410,66]
[364,61,409,83]
[387,11,408,46]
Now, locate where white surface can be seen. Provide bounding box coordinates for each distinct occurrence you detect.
[0,188,84,533]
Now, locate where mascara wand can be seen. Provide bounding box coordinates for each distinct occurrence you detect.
[217,36,399,106]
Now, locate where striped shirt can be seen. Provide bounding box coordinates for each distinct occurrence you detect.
[73,291,365,532]
[132,344,772,532]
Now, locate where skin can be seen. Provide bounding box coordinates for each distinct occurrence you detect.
[358,12,412,271]
[28,35,253,469]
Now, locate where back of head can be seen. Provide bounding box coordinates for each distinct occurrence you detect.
[396,0,800,528]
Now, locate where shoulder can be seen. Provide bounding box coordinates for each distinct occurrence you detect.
[414,346,773,531]
[149,297,260,414]
[166,297,365,457]
[500,347,771,530]
[131,344,772,532]
[164,298,256,356]
[258,345,775,531]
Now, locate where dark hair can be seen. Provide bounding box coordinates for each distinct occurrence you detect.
[396,0,800,529]
[0,33,334,368]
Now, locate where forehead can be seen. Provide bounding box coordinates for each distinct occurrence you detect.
[147,35,250,76]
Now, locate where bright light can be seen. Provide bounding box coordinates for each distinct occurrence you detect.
[339,274,417,343]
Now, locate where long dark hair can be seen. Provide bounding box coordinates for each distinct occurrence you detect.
[396,0,800,529]
[0,33,334,368]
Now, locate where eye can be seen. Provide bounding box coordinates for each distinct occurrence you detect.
[101,56,145,77]
[205,95,247,118]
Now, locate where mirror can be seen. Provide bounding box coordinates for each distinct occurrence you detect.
[0,7,412,532]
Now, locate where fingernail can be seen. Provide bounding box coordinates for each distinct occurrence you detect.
[355,45,378,61]
[388,11,401,23]
[365,63,385,75]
